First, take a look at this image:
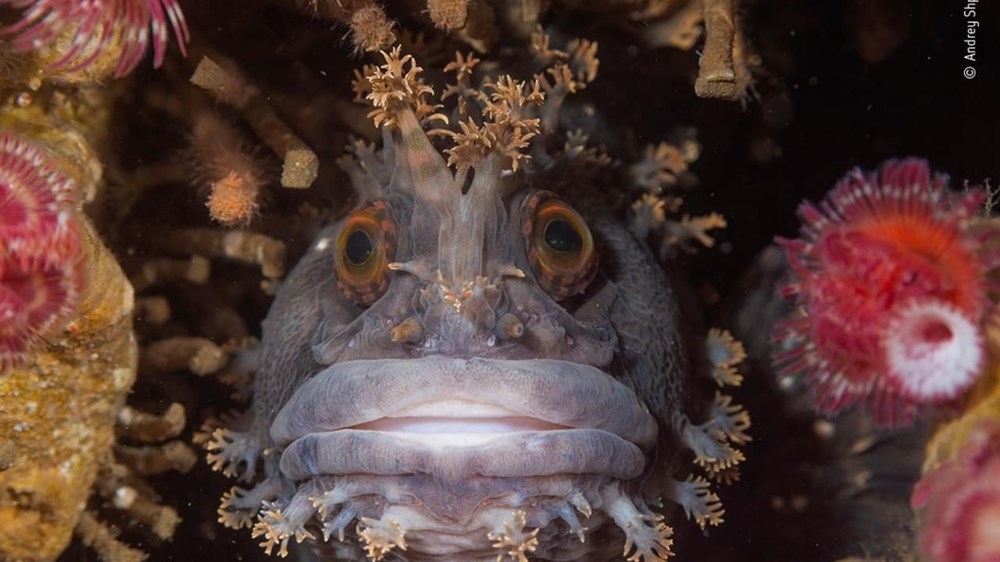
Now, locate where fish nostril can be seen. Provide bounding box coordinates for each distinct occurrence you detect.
[496,313,524,340]
[391,316,423,344]
[595,326,613,343]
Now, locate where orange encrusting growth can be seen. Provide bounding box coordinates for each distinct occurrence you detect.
[206,171,261,227]
[773,158,999,427]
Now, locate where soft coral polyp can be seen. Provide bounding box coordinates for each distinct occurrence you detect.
[773,158,999,426]
[0,132,83,368]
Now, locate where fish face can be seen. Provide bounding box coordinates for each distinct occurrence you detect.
[207,47,747,562]
[259,183,677,559]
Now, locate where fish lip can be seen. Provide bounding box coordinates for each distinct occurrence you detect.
[278,428,648,481]
[270,356,659,449]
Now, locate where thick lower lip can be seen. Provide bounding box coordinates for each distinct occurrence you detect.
[270,357,657,480]
[270,356,658,448]
[278,428,647,480]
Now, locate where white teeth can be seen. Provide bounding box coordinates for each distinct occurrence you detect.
[353,415,568,434]
[385,398,524,418]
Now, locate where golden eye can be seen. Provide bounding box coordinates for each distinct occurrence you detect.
[523,195,597,299]
[335,201,396,305]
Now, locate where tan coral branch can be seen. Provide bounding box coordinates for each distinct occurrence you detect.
[140,337,228,376]
[129,255,210,293]
[117,403,186,442]
[694,0,738,99]
[116,441,199,476]
[190,56,318,189]
[76,511,148,562]
[157,228,286,280]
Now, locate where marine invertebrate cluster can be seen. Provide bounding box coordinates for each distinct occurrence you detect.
[0,131,82,368]
[0,0,189,77]
[773,158,1000,426]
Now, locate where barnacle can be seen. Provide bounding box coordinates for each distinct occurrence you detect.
[202,426,264,480]
[662,212,728,251]
[709,392,752,445]
[279,0,396,53]
[205,171,262,227]
[252,489,319,558]
[603,486,674,562]
[672,476,725,529]
[629,141,696,194]
[357,516,408,561]
[706,328,746,387]
[488,510,539,562]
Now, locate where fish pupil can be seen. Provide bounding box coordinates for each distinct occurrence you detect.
[544,219,581,253]
[345,229,374,264]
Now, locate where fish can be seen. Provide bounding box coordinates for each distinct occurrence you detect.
[204,44,749,562]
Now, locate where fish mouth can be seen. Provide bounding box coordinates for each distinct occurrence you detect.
[271,357,658,481]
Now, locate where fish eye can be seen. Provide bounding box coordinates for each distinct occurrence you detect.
[345,230,374,265]
[335,201,396,305]
[543,218,583,253]
[523,196,597,299]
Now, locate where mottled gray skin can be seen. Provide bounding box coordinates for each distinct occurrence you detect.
[213,103,723,561]
[257,196,690,447]
[246,184,692,555]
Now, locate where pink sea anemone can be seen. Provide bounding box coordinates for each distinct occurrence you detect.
[0,132,83,368]
[772,158,1000,426]
[0,133,78,265]
[912,421,1000,562]
[0,0,189,77]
